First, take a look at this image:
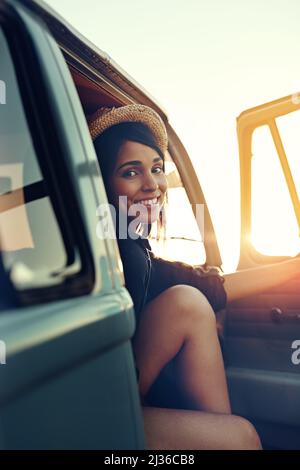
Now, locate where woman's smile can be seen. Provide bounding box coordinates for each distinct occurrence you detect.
[134,197,159,204]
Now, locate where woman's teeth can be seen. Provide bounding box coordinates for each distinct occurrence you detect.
[136,198,158,206]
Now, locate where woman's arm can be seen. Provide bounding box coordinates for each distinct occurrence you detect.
[223,257,300,303]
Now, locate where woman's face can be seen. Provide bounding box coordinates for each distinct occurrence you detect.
[109,140,167,225]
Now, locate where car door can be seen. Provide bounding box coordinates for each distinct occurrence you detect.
[224,94,300,449]
[0,0,144,449]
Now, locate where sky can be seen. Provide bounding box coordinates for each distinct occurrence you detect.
[45,0,300,271]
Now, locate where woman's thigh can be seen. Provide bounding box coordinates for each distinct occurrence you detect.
[132,285,218,399]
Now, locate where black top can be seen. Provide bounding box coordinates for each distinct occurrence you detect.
[118,237,227,323]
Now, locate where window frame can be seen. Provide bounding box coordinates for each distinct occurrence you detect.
[0,8,95,307]
[237,94,300,269]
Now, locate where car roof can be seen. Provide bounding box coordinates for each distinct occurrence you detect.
[17,0,169,120]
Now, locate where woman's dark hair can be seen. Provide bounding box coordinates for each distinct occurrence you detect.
[94,121,166,238]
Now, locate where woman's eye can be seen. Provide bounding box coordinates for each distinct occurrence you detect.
[152,166,164,174]
[123,170,137,178]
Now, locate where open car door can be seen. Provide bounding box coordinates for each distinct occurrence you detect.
[225,94,300,449]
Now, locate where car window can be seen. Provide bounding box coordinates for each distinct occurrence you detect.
[251,124,300,256]
[150,153,206,265]
[0,27,79,295]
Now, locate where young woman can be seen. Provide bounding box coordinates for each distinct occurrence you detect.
[88,104,300,449]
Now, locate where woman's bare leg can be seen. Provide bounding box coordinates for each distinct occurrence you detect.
[143,407,262,450]
[133,285,231,414]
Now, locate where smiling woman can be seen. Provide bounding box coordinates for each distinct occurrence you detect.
[88,103,262,450]
[110,140,167,226]
[91,106,168,235]
[91,103,300,450]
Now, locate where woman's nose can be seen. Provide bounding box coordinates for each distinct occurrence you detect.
[141,172,158,191]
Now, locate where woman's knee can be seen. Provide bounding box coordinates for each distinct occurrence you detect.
[232,416,262,450]
[138,285,216,341]
[167,285,216,327]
